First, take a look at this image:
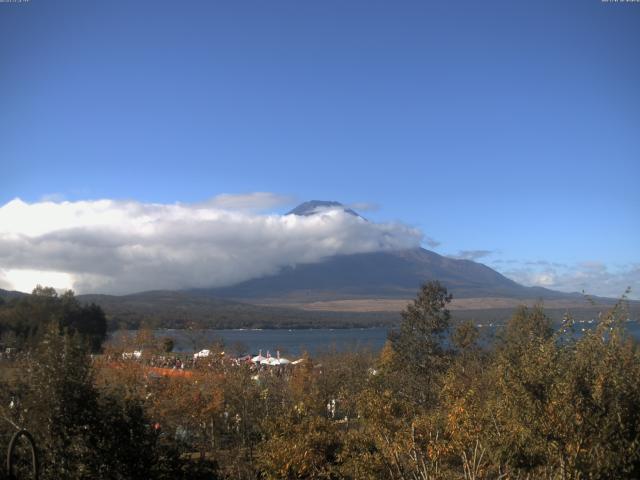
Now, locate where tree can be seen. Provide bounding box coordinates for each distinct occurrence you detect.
[389,281,452,405]
[161,336,175,353]
[258,415,342,480]
[451,319,479,353]
[58,291,108,353]
[91,395,164,479]
[14,322,187,479]
[0,286,107,352]
[22,322,101,479]
[392,281,452,370]
[499,304,553,350]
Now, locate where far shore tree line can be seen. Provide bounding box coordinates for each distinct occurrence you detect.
[0,282,638,479]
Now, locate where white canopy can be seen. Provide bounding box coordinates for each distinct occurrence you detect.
[194,349,210,358]
[264,356,291,366]
[251,349,266,363]
[253,350,291,366]
[122,350,142,360]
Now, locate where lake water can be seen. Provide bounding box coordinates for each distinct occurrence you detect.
[152,328,390,357]
[115,321,640,357]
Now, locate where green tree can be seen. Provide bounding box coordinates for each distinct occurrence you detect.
[451,319,480,353]
[58,290,108,353]
[0,286,107,352]
[15,322,185,479]
[161,336,175,353]
[392,281,452,372]
[389,281,452,406]
[22,322,101,479]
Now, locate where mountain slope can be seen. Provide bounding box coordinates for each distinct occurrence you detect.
[201,247,576,303]
[286,200,361,218]
[77,290,398,329]
[191,200,580,303]
[0,288,28,301]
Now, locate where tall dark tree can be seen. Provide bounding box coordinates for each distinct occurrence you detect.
[388,281,452,406]
[161,336,175,353]
[58,291,108,353]
[391,281,452,372]
[22,322,100,479]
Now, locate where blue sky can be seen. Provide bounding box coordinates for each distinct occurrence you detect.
[1,0,638,297]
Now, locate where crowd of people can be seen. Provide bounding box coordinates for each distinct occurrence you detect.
[109,349,302,374]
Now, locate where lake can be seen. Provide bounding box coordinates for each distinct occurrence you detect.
[152,327,390,357]
[112,321,640,358]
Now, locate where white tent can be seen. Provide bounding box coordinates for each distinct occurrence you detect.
[236,354,252,364]
[122,350,142,360]
[194,349,210,358]
[253,350,292,366]
[251,349,266,363]
[258,351,279,366]
[265,351,291,366]
[275,350,290,365]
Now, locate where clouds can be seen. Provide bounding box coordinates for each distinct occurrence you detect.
[0,195,422,294]
[423,236,441,249]
[498,261,640,299]
[347,202,380,213]
[197,192,293,212]
[448,250,494,261]
[0,194,636,299]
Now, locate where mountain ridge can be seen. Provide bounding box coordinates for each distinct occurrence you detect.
[286,200,362,218]
[4,201,630,328]
[199,247,580,303]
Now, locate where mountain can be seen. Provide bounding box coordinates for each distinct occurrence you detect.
[7,201,630,328]
[79,246,630,329]
[200,201,577,304]
[76,290,399,330]
[202,247,576,303]
[286,200,362,218]
[0,288,28,301]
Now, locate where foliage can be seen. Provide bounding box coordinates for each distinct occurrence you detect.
[19,322,101,479]
[0,284,638,479]
[0,286,107,352]
[388,281,452,406]
[391,281,452,373]
[161,336,175,353]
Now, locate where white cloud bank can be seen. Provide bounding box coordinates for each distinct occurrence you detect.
[0,195,422,294]
[498,261,640,300]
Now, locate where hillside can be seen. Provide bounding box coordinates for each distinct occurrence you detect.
[5,201,633,328]
[76,290,399,330]
[0,288,28,301]
[195,201,583,305]
[76,289,637,330]
[200,247,579,303]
